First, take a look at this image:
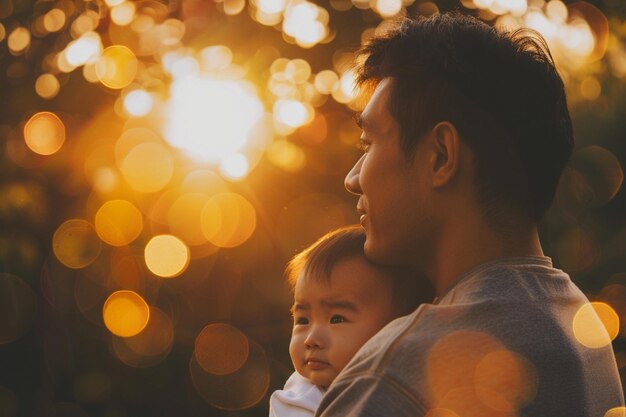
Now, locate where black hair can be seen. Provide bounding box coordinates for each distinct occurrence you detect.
[355,13,574,222]
[286,225,433,316]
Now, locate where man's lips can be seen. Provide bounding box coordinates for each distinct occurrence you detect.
[357,204,366,226]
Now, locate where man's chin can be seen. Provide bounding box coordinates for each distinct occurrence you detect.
[364,239,410,266]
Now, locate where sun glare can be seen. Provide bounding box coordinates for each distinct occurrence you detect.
[164,75,264,164]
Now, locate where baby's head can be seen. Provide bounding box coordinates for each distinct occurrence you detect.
[286,225,431,389]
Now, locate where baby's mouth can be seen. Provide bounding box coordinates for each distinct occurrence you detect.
[306,359,330,370]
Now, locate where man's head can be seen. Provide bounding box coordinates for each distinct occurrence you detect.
[287,226,431,388]
[345,13,573,264]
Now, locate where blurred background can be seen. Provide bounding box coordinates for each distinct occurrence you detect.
[1,0,625,415]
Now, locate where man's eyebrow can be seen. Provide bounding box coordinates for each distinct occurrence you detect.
[321,299,359,312]
[353,113,365,129]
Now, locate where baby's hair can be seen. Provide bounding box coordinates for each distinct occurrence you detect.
[286,225,433,316]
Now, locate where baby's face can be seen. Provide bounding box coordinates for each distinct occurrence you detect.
[289,256,396,389]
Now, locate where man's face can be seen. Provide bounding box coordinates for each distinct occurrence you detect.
[289,256,396,389]
[345,78,434,266]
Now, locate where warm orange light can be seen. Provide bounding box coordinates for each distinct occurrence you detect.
[43,9,66,32]
[8,26,30,54]
[168,193,213,246]
[474,350,538,411]
[53,219,102,269]
[201,193,256,248]
[103,290,150,337]
[573,302,619,348]
[266,140,306,172]
[112,306,174,367]
[119,143,174,193]
[35,74,61,99]
[144,235,190,278]
[96,45,138,89]
[23,112,65,155]
[95,200,143,246]
[110,2,136,26]
[605,407,626,417]
[194,323,249,375]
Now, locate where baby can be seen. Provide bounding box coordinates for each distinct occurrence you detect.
[270,225,432,417]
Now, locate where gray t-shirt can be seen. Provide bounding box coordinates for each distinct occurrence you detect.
[316,257,624,417]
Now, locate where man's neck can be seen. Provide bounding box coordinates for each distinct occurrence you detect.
[425,213,545,297]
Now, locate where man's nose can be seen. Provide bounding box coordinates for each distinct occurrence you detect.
[304,326,325,349]
[344,155,364,195]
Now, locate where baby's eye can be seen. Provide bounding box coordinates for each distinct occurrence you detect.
[294,317,309,325]
[330,315,346,324]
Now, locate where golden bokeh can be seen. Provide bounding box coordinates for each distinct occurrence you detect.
[35,73,61,99]
[266,140,306,172]
[314,69,339,94]
[573,302,619,348]
[201,193,256,248]
[224,0,246,15]
[374,0,402,17]
[112,306,174,367]
[189,339,270,410]
[102,290,150,337]
[474,350,538,411]
[220,154,250,181]
[123,90,153,117]
[427,330,504,403]
[96,45,138,89]
[53,219,102,269]
[43,9,66,32]
[110,2,136,26]
[144,235,190,278]
[95,199,144,246]
[7,26,30,54]
[194,323,250,375]
[606,407,626,417]
[23,112,65,155]
[120,142,174,193]
[581,76,602,100]
[0,273,37,344]
[168,193,213,246]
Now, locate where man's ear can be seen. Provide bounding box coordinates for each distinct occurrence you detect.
[429,121,461,188]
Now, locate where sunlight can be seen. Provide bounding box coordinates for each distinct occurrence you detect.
[164,75,264,164]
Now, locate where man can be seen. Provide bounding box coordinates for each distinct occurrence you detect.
[316,13,624,417]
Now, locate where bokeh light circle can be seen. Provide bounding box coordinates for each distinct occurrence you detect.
[573,302,619,348]
[194,323,250,375]
[53,219,102,269]
[144,235,189,278]
[201,193,256,248]
[96,45,138,89]
[120,142,174,193]
[0,273,37,344]
[102,290,150,337]
[95,199,143,246]
[23,112,65,155]
[189,339,269,410]
[112,306,174,367]
[35,74,61,99]
[606,407,626,417]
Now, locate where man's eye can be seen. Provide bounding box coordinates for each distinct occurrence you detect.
[295,317,309,325]
[330,315,346,324]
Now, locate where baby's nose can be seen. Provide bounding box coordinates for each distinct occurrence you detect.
[304,328,325,349]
